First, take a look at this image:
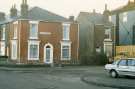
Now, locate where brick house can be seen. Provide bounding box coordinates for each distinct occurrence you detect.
[0,0,79,64]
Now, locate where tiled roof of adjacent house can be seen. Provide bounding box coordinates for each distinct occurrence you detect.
[27,7,68,22]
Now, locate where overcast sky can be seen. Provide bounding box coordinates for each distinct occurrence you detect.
[0,0,129,18]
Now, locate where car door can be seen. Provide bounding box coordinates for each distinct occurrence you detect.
[128,59,135,76]
[117,59,129,75]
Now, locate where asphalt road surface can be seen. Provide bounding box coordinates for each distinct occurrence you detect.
[0,66,130,89]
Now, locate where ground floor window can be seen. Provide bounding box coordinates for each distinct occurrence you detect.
[11,41,17,60]
[28,41,40,60]
[30,45,38,58]
[0,42,5,56]
[61,42,71,60]
[62,46,69,59]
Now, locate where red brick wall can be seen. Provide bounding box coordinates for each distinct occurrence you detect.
[8,20,79,64]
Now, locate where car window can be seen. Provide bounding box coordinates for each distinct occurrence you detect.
[131,60,135,66]
[118,60,127,66]
[112,61,117,65]
[127,60,133,66]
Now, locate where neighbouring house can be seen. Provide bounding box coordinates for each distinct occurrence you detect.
[0,0,79,64]
[76,6,114,61]
[109,0,135,58]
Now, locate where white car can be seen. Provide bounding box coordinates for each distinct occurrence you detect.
[105,58,135,78]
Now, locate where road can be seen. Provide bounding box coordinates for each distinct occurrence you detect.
[0,66,129,89]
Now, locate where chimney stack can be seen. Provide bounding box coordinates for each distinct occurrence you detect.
[69,16,74,21]
[21,0,28,18]
[0,12,5,21]
[10,4,17,18]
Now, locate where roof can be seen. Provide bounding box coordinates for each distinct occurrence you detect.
[27,7,69,22]
[77,12,112,26]
[111,2,135,14]
[0,6,69,24]
[77,12,104,24]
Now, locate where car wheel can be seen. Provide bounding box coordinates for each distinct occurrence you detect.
[110,70,118,78]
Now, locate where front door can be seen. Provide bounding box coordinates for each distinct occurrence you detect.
[44,44,53,64]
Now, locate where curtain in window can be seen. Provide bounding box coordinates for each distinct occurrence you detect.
[30,45,38,58]
[62,46,69,59]
[30,24,38,38]
[63,25,69,40]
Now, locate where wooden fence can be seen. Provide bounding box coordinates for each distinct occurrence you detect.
[116,45,135,58]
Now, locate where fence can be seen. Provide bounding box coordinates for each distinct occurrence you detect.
[116,45,135,58]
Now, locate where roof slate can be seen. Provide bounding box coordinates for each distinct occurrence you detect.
[0,6,69,24]
[27,7,68,22]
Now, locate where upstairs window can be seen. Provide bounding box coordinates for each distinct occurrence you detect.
[62,23,70,40]
[13,25,18,39]
[1,25,5,40]
[29,21,38,39]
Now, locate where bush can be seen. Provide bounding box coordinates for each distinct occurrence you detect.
[80,53,108,66]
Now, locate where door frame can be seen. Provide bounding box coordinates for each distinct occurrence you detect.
[44,43,53,64]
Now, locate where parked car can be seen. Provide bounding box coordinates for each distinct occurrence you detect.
[105,58,135,78]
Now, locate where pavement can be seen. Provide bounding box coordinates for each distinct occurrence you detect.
[81,73,135,89]
[0,66,135,89]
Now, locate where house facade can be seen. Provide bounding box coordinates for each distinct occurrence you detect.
[108,0,135,58]
[76,8,113,60]
[0,0,79,64]
[110,0,135,45]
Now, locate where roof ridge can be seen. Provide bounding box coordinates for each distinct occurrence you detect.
[29,6,68,20]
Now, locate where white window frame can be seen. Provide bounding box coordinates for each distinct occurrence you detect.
[109,16,112,22]
[61,41,71,60]
[29,21,39,39]
[105,28,111,39]
[62,23,70,40]
[123,12,127,22]
[11,40,17,60]
[1,25,6,40]
[0,42,5,56]
[28,40,40,60]
[13,22,18,39]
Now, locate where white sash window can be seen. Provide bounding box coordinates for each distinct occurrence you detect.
[28,41,40,60]
[62,23,70,40]
[29,21,38,39]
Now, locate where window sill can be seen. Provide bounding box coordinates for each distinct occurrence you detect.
[28,58,39,60]
[13,38,18,40]
[62,39,70,41]
[1,39,5,41]
[29,37,38,39]
[61,58,71,61]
